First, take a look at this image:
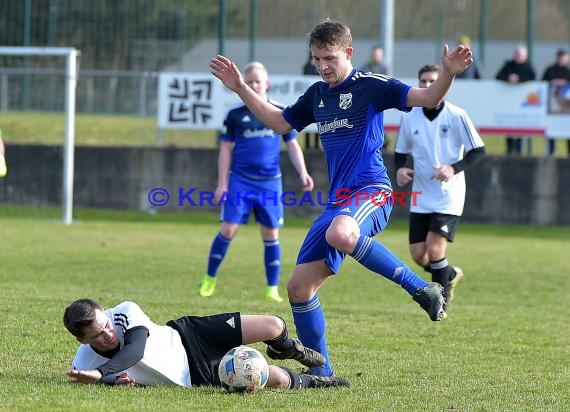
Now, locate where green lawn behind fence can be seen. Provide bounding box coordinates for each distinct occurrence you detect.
[2,111,569,157]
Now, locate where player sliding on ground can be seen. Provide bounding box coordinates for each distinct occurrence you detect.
[63,298,350,389]
[210,18,473,377]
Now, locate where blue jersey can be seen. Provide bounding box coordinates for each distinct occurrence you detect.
[283,70,411,202]
[220,99,297,180]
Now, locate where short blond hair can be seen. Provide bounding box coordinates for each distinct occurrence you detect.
[243,61,268,76]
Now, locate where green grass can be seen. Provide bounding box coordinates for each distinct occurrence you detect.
[2,110,569,156]
[1,209,569,411]
[1,111,218,148]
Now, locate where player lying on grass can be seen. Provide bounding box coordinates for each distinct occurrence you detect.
[63,298,350,389]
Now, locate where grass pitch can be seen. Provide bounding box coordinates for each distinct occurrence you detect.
[1,209,569,411]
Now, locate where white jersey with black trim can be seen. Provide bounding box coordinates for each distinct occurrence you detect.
[395,101,484,215]
[71,301,191,387]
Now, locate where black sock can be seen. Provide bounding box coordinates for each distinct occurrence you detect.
[429,258,455,289]
[281,366,304,389]
[423,265,432,274]
[263,317,294,352]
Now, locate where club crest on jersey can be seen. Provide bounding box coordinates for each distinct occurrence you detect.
[339,93,352,110]
[440,125,449,137]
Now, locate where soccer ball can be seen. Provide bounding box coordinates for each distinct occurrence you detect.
[218,345,270,394]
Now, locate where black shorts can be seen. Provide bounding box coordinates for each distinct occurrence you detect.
[409,212,460,243]
[166,312,242,387]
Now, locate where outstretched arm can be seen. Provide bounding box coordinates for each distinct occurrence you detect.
[210,56,293,135]
[66,327,148,385]
[66,370,137,386]
[406,44,473,108]
[66,368,104,384]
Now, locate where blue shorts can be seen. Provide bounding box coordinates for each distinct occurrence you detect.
[296,186,392,274]
[221,173,284,228]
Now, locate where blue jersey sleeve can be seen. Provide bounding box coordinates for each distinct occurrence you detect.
[283,83,320,132]
[268,99,298,142]
[219,108,239,143]
[370,77,412,113]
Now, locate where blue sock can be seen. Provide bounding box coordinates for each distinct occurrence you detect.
[264,239,280,286]
[350,235,428,295]
[206,232,231,277]
[291,295,333,376]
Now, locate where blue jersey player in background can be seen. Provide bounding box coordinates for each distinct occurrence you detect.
[210,19,473,377]
[199,61,314,303]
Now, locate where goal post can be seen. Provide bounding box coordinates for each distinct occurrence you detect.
[0,47,79,224]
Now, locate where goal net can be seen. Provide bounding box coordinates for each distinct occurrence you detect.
[0,47,79,224]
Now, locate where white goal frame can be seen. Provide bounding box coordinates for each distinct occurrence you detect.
[0,47,79,224]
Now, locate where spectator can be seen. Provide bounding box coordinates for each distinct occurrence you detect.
[302,52,320,149]
[302,52,319,76]
[360,45,392,150]
[360,45,390,75]
[496,45,536,155]
[542,48,570,156]
[456,35,482,79]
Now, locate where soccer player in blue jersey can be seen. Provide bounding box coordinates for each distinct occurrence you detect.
[210,19,473,377]
[199,62,314,302]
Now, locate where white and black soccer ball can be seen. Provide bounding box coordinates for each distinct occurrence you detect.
[218,345,270,394]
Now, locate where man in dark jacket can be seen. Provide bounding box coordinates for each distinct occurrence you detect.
[496,45,536,155]
[542,48,570,156]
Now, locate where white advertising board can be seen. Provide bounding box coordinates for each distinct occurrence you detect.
[158,73,567,137]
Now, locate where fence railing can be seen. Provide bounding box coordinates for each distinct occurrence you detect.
[0,68,158,116]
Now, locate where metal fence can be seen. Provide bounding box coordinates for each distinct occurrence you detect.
[0,67,157,115]
[2,0,570,116]
[2,1,570,72]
